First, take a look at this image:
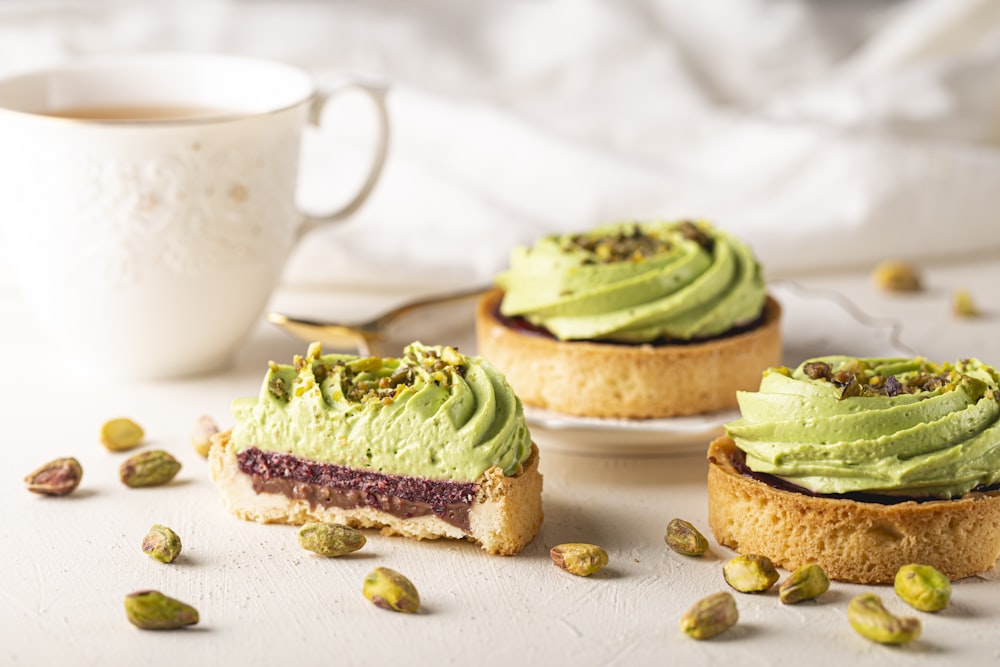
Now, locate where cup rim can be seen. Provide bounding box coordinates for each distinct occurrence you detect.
[0,52,317,126]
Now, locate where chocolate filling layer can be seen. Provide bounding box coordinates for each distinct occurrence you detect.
[238,447,477,531]
[728,446,1000,504]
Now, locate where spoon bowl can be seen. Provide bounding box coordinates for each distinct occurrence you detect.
[267,286,487,356]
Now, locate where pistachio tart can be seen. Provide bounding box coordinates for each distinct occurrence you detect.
[708,356,1000,583]
[210,342,543,556]
[475,220,782,419]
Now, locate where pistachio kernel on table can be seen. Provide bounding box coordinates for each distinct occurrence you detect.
[142,524,182,564]
[894,564,951,612]
[847,593,921,645]
[119,450,182,488]
[24,457,83,496]
[723,554,779,593]
[680,591,739,640]
[297,522,366,557]
[550,543,609,577]
[665,518,709,556]
[779,564,830,604]
[124,590,199,630]
[100,417,145,452]
[190,415,220,458]
[362,567,420,613]
[952,289,981,318]
[871,259,922,293]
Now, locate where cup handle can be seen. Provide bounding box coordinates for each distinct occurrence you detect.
[301,81,390,232]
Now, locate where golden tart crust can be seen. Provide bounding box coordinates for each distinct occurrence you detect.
[210,430,544,556]
[707,436,1000,583]
[475,288,782,419]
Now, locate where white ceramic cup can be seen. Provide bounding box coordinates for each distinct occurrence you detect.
[0,53,388,379]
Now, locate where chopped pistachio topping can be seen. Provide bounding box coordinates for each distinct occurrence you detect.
[797,357,984,400]
[231,341,532,482]
[272,342,469,407]
[496,219,766,342]
[728,356,1000,498]
[561,223,675,264]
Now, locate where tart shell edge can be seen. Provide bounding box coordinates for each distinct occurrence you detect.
[474,288,782,419]
[707,435,1000,583]
[209,430,544,557]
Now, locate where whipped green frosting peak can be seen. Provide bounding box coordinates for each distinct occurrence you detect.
[495,220,767,342]
[229,342,532,482]
[727,356,1000,498]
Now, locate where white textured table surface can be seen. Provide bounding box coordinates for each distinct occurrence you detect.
[3,257,1000,666]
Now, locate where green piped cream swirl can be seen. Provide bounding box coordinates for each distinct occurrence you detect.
[230,342,532,482]
[727,356,1000,498]
[495,220,766,342]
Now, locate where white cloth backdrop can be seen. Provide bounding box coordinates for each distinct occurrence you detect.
[1,0,998,291]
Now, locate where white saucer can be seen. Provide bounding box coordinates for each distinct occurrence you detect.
[524,406,737,456]
[523,280,912,457]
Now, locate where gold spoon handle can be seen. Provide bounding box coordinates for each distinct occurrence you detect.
[266,313,379,356]
[370,286,487,327]
[267,286,489,356]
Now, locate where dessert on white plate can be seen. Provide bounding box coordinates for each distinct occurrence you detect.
[476,220,781,420]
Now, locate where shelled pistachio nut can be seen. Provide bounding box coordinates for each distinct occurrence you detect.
[952,289,980,318]
[847,593,921,645]
[723,554,779,593]
[142,524,182,563]
[362,567,420,613]
[894,564,951,612]
[779,564,830,604]
[119,450,181,488]
[24,457,83,496]
[100,417,145,452]
[190,415,219,458]
[871,260,922,292]
[665,519,709,556]
[680,592,738,640]
[550,543,609,577]
[298,523,366,557]
[124,590,199,630]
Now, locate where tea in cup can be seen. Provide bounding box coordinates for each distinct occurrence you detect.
[0,53,388,379]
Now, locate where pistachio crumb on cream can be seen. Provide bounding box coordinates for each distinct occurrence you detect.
[495,220,766,342]
[727,356,1000,498]
[230,342,532,482]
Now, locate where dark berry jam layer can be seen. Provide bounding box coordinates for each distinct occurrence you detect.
[238,447,476,531]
